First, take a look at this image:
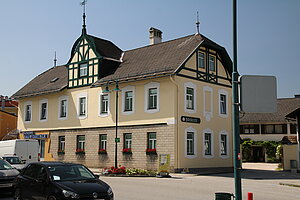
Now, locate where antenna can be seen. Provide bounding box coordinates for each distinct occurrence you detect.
[196,11,200,35]
[80,0,87,34]
[54,51,57,67]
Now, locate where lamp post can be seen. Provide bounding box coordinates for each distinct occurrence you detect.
[103,81,121,169]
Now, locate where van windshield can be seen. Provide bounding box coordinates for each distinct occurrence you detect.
[3,157,22,164]
[0,159,13,170]
[48,165,95,181]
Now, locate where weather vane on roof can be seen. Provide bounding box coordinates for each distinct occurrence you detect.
[80,0,87,34]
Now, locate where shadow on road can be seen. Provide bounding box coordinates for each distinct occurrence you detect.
[201,169,300,180]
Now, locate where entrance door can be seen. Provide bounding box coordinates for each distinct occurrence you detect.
[38,140,45,161]
[252,146,264,162]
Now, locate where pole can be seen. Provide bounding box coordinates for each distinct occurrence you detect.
[115,87,118,169]
[233,0,242,200]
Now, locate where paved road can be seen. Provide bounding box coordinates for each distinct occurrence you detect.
[1,166,299,200]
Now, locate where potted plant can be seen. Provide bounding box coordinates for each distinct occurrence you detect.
[57,149,65,155]
[98,149,107,154]
[146,148,157,155]
[75,148,85,155]
[122,148,132,154]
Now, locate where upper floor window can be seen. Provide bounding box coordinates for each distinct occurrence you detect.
[240,125,259,134]
[122,86,135,115]
[147,132,156,149]
[124,133,132,149]
[218,89,228,118]
[39,99,48,121]
[58,96,68,120]
[100,94,109,114]
[209,55,215,71]
[261,124,287,134]
[144,82,160,113]
[77,93,87,119]
[24,102,32,122]
[204,133,212,156]
[79,63,88,77]
[186,87,194,110]
[99,134,107,150]
[184,82,196,114]
[198,52,205,68]
[124,91,133,112]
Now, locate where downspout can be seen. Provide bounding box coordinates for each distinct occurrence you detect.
[169,74,180,172]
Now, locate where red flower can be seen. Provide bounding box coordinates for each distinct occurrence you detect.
[76,148,85,153]
[98,149,107,153]
[122,148,132,153]
[146,148,156,153]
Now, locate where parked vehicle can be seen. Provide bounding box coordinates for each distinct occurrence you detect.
[14,162,114,200]
[0,139,39,163]
[1,156,25,171]
[0,158,19,192]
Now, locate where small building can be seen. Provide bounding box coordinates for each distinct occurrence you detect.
[240,96,300,162]
[12,15,233,172]
[0,97,18,140]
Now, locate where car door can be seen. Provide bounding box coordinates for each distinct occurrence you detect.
[20,164,40,199]
[29,165,49,200]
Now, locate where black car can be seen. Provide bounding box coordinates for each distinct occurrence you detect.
[0,158,19,193]
[14,162,114,200]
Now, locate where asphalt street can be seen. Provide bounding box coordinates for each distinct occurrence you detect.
[1,163,299,200]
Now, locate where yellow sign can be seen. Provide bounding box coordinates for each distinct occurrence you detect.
[158,154,170,175]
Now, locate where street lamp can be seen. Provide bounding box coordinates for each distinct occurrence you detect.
[103,80,121,169]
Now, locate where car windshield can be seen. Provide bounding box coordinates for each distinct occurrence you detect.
[48,164,95,182]
[0,159,13,170]
[3,157,22,164]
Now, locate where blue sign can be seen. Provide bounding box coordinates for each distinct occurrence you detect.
[23,132,48,139]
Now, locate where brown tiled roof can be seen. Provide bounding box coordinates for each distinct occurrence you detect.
[281,136,298,144]
[240,98,300,124]
[12,65,68,99]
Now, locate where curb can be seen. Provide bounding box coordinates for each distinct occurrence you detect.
[279,183,300,188]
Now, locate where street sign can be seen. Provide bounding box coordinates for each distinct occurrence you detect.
[181,116,201,124]
[115,138,120,143]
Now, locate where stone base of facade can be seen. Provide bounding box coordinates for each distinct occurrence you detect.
[50,123,175,170]
[175,167,233,174]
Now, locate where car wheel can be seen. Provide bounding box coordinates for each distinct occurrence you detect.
[48,195,57,200]
[14,188,23,200]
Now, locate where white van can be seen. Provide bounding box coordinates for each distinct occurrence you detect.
[0,139,39,163]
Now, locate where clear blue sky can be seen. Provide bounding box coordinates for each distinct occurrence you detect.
[0,0,299,98]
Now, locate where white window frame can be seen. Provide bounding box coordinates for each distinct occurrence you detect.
[219,130,229,159]
[184,82,196,114]
[58,96,68,120]
[99,134,107,150]
[122,86,135,115]
[198,51,205,69]
[24,101,32,123]
[218,89,228,118]
[203,86,213,121]
[124,133,132,149]
[39,99,48,122]
[99,92,110,117]
[203,128,214,159]
[184,127,197,159]
[209,55,216,71]
[79,63,88,77]
[77,92,88,119]
[144,82,160,113]
[58,136,65,151]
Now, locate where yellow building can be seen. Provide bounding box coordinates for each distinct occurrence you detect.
[13,20,233,172]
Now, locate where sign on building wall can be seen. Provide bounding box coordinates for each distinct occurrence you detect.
[158,154,170,175]
[181,116,201,124]
[23,132,48,139]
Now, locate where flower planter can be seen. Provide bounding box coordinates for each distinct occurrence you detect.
[122,151,132,154]
[75,151,85,155]
[98,151,107,155]
[146,151,157,155]
[57,151,65,155]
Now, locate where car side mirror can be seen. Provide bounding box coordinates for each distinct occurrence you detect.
[94,174,100,179]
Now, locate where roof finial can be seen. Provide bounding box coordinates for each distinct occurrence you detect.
[196,11,200,35]
[80,0,87,35]
[54,51,57,67]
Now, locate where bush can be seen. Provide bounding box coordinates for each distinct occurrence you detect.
[126,168,157,176]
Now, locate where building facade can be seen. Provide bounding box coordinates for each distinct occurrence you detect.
[13,22,233,172]
[0,97,18,140]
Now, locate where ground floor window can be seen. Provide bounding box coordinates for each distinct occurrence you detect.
[99,134,107,150]
[147,132,156,149]
[124,133,132,149]
[76,135,85,153]
[58,136,65,152]
[187,132,194,155]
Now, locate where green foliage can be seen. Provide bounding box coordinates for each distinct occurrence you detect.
[126,168,157,176]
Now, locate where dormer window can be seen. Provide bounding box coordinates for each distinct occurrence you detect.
[79,63,88,77]
[209,55,215,71]
[198,52,205,69]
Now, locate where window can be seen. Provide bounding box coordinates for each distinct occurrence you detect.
[148,88,157,109]
[186,87,194,110]
[147,132,156,149]
[240,125,259,134]
[100,94,109,114]
[209,55,215,71]
[198,52,205,68]
[58,96,68,120]
[58,136,65,152]
[184,82,196,114]
[79,63,88,77]
[124,91,133,111]
[187,132,194,155]
[185,127,197,158]
[77,135,85,150]
[262,124,287,134]
[79,97,86,117]
[145,82,160,113]
[99,134,107,150]
[24,102,32,122]
[220,134,227,155]
[204,133,212,155]
[220,94,227,114]
[39,99,48,121]
[124,133,132,149]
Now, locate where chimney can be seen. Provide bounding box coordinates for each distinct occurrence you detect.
[149,27,162,45]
